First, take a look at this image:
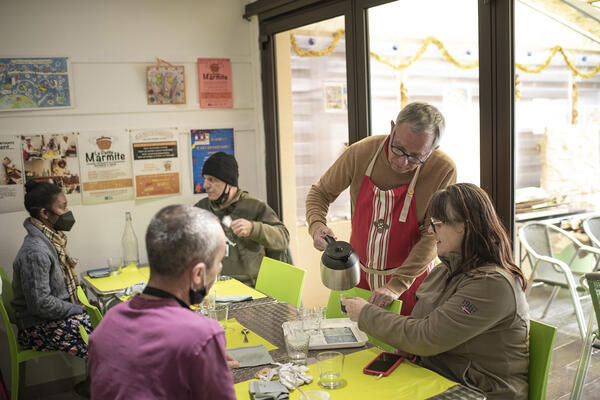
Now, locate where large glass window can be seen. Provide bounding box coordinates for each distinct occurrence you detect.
[367,0,480,184]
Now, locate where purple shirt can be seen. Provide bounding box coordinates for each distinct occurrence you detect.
[89,295,236,400]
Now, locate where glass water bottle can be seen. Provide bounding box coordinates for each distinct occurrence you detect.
[122,211,139,266]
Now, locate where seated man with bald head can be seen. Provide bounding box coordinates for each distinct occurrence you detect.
[89,205,237,400]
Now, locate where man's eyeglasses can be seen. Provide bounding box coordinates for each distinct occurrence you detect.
[390,128,432,165]
[430,218,443,233]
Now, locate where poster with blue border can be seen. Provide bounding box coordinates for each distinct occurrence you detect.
[0,57,73,111]
[190,128,234,194]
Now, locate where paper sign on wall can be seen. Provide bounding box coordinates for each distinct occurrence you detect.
[22,133,81,205]
[190,128,234,194]
[0,136,25,213]
[197,58,233,108]
[78,131,134,204]
[130,129,180,198]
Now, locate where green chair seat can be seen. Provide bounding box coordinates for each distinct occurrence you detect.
[255,257,306,307]
[77,286,103,328]
[1,266,60,400]
[326,287,402,352]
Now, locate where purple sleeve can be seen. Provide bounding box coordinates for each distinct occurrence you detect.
[190,331,237,400]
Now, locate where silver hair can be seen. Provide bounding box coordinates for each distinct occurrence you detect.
[395,102,445,148]
[145,205,224,277]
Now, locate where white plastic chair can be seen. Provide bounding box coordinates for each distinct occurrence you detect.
[518,221,600,338]
[583,215,600,250]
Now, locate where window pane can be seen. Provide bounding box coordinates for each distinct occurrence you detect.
[367,0,480,185]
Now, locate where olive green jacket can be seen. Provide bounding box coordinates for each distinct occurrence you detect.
[358,254,529,400]
[195,190,291,287]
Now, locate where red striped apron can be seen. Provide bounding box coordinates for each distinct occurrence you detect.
[349,138,431,315]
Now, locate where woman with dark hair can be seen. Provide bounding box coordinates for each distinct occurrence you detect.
[343,183,529,399]
[11,180,91,358]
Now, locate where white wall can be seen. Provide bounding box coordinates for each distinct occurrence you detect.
[0,0,264,388]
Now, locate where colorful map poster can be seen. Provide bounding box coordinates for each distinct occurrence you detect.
[22,133,81,205]
[197,58,233,108]
[130,129,180,198]
[0,57,72,111]
[190,129,234,194]
[78,131,134,204]
[0,136,25,213]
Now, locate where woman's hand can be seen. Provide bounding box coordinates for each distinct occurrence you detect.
[226,352,240,370]
[340,297,369,322]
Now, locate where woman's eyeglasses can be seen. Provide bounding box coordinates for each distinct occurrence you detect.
[430,218,443,233]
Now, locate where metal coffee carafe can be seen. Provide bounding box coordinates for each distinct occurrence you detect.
[320,235,360,291]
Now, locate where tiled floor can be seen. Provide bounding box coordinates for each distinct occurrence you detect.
[32,284,600,399]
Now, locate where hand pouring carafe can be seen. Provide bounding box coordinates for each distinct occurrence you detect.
[320,235,360,291]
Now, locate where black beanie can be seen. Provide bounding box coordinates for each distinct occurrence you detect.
[202,152,239,187]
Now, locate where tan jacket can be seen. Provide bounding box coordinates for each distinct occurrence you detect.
[358,254,529,400]
[306,135,456,294]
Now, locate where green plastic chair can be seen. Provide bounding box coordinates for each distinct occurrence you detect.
[326,287,403,352]
[76,286,102,328]
[255,257,306,307]
[570,272,600,400]
[529,319,557,400]
[0,267,59,400]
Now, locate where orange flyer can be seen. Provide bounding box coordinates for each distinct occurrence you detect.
[197,58,233,108]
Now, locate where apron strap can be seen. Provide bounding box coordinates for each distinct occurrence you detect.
[360,262,397,276]
[399,165,421,223]
[365,138,387,177]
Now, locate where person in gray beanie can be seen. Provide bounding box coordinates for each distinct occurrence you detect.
[194,152,292,286]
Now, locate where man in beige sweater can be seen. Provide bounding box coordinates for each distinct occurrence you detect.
[306,102,456,314]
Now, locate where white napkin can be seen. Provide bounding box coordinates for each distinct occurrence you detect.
[216,294,253,303]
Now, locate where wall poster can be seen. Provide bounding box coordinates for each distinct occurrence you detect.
[0,136,24,213]
[197,58,233,108]
[22,133,81,204]
[146,59,186,105]
[130,129,180,198]
[0,57,73,111]
[190,128,234,194]
[78,131,134,204]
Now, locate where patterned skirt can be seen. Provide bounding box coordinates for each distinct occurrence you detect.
[18,313,92,359]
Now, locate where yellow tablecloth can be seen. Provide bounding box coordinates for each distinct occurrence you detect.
[213,279,267,300]
[223,318,277,351]
[234,348,457,400]
[84,264,149,293]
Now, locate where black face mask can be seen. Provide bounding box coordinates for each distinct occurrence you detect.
[215,184,231,206]
[52,210,76,231]
[189,286,208,305]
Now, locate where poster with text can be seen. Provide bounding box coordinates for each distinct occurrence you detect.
[197,58,233,108]
[78,131,134,204]
[0,136,25,213]
[0,57,73,111]
[22,133,81,205]
[190,129,234,194]
[131,129,180,198]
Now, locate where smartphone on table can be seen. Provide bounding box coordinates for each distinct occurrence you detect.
[363,352,405,377]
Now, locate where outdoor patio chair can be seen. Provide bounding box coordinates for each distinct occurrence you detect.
[518,221,600,337]
[569,272,600,400]
[583,215,600,249]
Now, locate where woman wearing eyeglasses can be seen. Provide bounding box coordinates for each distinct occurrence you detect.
[342,183,529,399]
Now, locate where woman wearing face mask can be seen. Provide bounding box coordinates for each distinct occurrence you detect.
[11,180,91,358]
[342,183,529,399]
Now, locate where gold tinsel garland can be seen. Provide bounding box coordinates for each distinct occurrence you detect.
[572,79,579,125]
[289,31,600,78]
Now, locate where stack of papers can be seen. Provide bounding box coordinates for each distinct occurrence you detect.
[249,381,289,400]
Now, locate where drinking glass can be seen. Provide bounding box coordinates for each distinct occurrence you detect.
[107,256,123,275]
[317,351,344,389]
[208,304,229,324]
[284,330,310,365]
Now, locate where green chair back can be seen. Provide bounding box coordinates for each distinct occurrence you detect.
[529,320,557,400]
[255,257,306,307]
[77,286,103,328]
[1,268,58,400]
[77,324,89,345]
[0,266,16,323]
[326,287,402,352]
[588,272,600,333]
